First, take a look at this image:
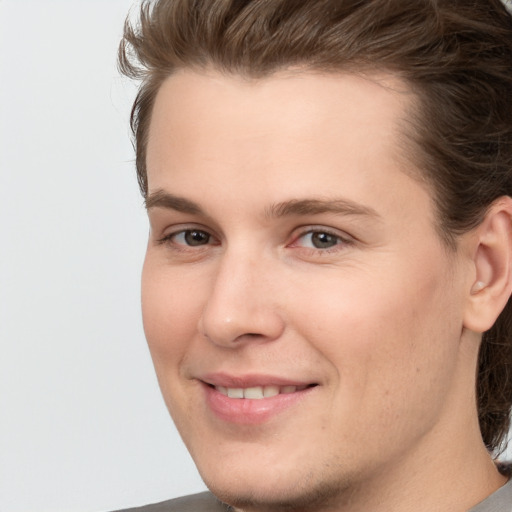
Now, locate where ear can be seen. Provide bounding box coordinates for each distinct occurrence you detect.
[463,196,512,333]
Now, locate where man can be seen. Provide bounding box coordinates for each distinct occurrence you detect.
[116,0,512,510]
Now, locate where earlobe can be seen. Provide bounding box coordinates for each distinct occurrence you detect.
[463,197,512,333]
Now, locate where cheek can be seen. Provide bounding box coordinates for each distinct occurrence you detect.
[141,255,204,368]
[292,256,462,416]
[140,256,211,428]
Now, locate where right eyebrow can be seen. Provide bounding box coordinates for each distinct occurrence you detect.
[145,190,204,215]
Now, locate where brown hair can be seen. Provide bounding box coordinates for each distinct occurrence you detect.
[118,0,512,453]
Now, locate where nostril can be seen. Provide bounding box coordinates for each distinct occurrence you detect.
[233,332,265,343]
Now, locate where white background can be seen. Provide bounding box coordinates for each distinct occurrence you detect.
[1,2,511,512]
[0,1,206,511]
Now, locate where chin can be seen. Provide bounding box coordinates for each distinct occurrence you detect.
[198,458,353,512]
[204,477,348,512]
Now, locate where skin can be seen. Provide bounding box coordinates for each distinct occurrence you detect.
[142,69,507,512]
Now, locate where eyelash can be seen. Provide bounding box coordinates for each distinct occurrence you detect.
[157,226,352,255]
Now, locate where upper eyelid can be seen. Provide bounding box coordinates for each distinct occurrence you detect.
[290,225,353,241]
[157,222,214,236]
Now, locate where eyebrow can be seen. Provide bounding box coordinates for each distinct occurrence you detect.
[265,198,380,219]
[145,190,204,214]
[145,189,380,220]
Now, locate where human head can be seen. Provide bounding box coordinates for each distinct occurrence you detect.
[119,0,512,454]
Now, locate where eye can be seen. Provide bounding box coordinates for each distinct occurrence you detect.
[306,231,340,249]
[161,229,212,247]
[292,230,347,250]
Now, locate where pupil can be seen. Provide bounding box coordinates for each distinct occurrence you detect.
[312,232,337,249]
[185,230,209,246]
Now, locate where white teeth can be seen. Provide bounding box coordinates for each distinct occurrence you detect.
[263,385,280,397]
[227,388,244,398]
[243,387,264,399]
[215,384,305,399]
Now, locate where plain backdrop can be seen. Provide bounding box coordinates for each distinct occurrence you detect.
[1,2,511,512]
[0,1,206,511]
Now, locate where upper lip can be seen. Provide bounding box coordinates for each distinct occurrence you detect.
[200,372,317,388]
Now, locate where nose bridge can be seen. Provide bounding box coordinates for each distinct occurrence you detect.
[199,246,284,347]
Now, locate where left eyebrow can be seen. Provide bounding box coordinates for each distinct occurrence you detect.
[265,198,381,220]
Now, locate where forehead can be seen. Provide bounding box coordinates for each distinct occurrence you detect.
[146,69,431,225]
[147,69,414,172]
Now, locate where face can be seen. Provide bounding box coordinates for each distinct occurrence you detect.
[143,70,472,510]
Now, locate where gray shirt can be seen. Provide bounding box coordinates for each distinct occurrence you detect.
[469,476,512,512]
[114,477,512,512]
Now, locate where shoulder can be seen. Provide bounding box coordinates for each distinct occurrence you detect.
[111,491,230,512]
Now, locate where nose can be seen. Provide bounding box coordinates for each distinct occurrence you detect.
[198,252,285,348]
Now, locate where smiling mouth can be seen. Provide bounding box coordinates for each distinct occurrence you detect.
[202,380,319,424]
[208,383,318,399]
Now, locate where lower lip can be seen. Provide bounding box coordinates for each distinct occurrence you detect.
[202,383,315,425]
